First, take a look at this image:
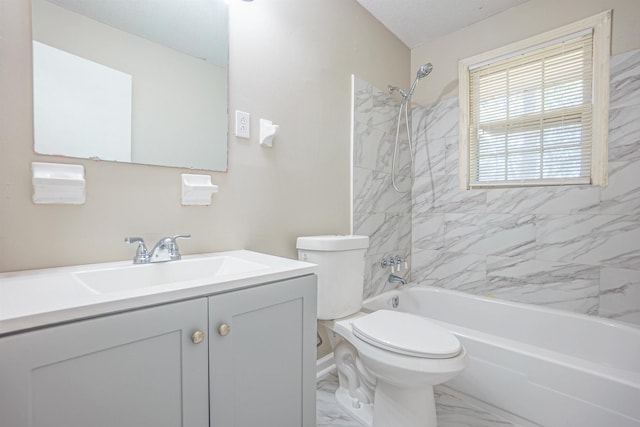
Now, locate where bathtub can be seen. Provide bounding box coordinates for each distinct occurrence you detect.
[362,286,640,427]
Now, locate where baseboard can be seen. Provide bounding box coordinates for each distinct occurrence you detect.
[316,352,336,381]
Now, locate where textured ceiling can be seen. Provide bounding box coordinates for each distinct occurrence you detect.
[356,0,531,48]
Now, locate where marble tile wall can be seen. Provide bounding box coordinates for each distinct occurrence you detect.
[346,51,640,427]
[410,48,640,326]
[352,77,413,298]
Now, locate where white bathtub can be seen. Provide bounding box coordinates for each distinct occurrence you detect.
[362,285,640,427]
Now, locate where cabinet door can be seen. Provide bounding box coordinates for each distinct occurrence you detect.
[209,275,317,427]
[0,298,209,427]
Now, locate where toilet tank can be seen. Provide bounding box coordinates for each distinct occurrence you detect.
[296,235,369,320]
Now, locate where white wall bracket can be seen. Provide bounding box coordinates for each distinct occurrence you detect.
[32,162,86,204]
[259,118,279,147]
[181,174,218,206]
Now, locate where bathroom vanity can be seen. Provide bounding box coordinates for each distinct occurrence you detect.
[0,251,317,427]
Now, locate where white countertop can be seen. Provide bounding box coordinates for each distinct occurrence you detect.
[0,250,316,336]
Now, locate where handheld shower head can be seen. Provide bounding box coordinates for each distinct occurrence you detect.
[417,63,433,79]
[387,61,433,193]
[389,62,433,101]
[406,63,434,98]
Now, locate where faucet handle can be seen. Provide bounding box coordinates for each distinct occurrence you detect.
[125,237,150,264]
[166,234,191,259]
[125,236,145,244]
[169,234,191,249]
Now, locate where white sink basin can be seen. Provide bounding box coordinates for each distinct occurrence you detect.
[0,250,317,336]
[74,255,269,294]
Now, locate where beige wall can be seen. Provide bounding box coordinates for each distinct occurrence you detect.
[410,0,640,105]
[0,0,409,272]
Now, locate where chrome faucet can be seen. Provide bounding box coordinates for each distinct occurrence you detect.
[125,234,191,264]
[388,274,407,286]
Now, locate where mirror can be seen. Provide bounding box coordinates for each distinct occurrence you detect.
[31,0,229,171]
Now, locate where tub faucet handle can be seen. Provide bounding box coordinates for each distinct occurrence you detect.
[394,255,408,270]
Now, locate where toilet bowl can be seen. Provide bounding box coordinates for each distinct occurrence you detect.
[325,310,467,427]
[297,235,467,427]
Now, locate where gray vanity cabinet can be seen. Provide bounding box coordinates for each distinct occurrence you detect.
[0,298,209,427]
[0,274,317,427]
[209,274,317,427]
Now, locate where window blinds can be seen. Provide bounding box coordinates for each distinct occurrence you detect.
[467,31,594,188]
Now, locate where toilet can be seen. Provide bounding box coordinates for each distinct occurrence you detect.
[297,235,467,427]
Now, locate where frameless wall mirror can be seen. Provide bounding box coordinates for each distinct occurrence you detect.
[31,0,229,171]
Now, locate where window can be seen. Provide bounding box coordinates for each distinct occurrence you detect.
[458,11,611,189]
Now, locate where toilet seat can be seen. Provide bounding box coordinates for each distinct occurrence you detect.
[351,310,461,359]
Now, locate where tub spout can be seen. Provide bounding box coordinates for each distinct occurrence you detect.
[388,274,407,286]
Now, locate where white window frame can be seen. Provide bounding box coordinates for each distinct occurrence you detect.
[458,11,611,189]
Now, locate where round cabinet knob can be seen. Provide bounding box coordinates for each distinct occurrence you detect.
[218,323,231,336]
[191,330,205,344]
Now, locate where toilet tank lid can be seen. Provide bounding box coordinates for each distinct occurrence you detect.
[297,235,369,251]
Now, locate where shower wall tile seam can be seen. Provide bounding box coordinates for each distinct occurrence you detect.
[534,213,640,270]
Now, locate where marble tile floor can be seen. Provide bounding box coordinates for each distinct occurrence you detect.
[316,373,521,427]
[317,374,361,427]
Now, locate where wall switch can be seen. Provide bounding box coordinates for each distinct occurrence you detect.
[235,110,250,139]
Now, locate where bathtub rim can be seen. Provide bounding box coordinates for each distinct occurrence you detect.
[363,284,640,334]
[362,285,640,387]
